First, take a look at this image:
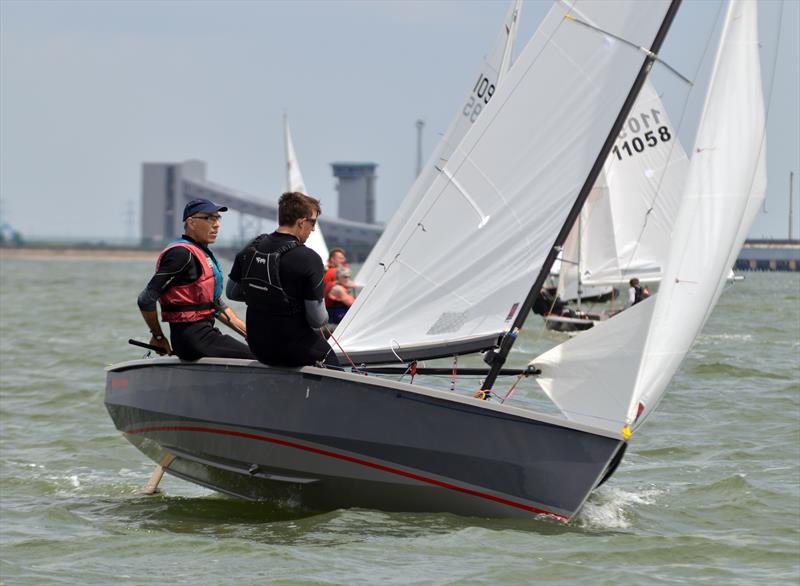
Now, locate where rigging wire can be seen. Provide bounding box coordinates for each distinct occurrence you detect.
[500,371,528,404]
[323,325,358,370]
[563,14,693,86]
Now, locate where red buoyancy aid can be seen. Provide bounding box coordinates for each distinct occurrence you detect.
[323,266,337,287]
[158,241,218,323]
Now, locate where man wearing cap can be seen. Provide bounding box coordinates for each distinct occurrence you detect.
[137,198,254,361]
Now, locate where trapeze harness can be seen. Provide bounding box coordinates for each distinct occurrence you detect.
[158,239,223,323]
[238,235,305,315]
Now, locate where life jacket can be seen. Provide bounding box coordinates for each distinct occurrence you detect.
[239,234,304,316]
[323,266,338,287]
[158,239,222,323]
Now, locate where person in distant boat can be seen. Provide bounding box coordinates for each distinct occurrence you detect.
[533,288,565,316]
[323,248,348,287]
[227,191,336,367]
[137,198,254,361]
[627,278,650,307]
[324,266,357,325]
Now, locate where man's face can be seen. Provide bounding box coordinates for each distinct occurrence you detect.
[298,214,317,244]
[186,212,222,245]
[331,251,346,266]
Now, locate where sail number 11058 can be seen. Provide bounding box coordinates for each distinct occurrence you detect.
[613,108,672,161]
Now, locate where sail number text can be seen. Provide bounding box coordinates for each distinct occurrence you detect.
[462,73,495,123]
[613,108,672,161]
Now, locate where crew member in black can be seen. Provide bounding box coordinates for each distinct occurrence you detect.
[626,277,650,307]
[227,191,333,367]
[138,198,254,361]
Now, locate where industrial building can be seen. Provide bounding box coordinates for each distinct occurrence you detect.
[140,160,383,260]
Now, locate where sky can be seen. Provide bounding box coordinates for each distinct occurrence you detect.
[1,0,798,242]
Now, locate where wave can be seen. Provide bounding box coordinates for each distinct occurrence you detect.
[688,362,789,380]
[575,486,664,530]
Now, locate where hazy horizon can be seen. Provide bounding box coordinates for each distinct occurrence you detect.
[1,0,798,242]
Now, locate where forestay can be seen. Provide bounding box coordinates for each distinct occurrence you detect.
[285,114,329,262]
[533,0,767,437]
[355,0,522,289]
[334,0,673,364]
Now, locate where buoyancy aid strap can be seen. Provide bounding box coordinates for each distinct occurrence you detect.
[160,301,216,312]
[271,240,299,255]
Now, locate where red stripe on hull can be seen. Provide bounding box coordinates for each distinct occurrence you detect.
[128,424,568,521]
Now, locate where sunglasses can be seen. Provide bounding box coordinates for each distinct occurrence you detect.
[304,217,318,227]
[192,214,222,222]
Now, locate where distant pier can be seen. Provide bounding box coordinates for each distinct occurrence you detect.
[735,239,799,271]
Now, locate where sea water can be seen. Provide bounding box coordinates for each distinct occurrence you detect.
[1,255,798,585]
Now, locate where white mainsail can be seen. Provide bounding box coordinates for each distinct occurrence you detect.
[558,81,689,301]
[284,114,329,263]
[334,0,673,363]
[354,0,522,288]
[534,0,767,437]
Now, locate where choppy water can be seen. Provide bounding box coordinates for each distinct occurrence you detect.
[1,256,798,585]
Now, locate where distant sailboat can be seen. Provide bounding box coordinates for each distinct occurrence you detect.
[545,81,689,331]
[285,114,329,263]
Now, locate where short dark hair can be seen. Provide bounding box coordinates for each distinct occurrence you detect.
[328,248,345,261]
[278,192,321,226]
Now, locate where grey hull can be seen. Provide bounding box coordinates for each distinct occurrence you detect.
[105,358,625,521]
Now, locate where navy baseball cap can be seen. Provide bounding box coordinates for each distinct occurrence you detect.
[183,198,228,221]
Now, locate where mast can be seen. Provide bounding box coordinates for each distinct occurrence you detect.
[416,119,425,178]
[790,171,795,240]
[482,0,684,392]
[284,113,291,192]
[577,213,583,308]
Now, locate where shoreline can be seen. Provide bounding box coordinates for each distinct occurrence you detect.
[0,246,160,261]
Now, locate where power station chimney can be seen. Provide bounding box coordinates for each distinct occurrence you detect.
[331,162,378,224]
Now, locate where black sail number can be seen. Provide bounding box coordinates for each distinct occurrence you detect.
[613,108,672,161]
[463,73,496,123]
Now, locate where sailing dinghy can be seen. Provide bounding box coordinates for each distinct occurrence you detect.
[106,0,767,521]
[544,80,689,331]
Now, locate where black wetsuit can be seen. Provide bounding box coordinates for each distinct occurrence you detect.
[229,232,332,367]
[138,235,254,361]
